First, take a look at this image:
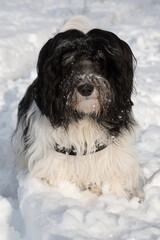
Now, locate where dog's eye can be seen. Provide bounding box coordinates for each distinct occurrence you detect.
[95,51,105,62]
[62,54,75,66]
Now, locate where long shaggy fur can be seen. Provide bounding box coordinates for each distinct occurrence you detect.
[13,16,144,200]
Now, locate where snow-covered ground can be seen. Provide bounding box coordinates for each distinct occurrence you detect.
[0,0,160,239]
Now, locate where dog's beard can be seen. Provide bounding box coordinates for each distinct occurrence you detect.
[75,97,100,115]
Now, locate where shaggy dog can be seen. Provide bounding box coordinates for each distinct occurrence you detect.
[13,16,144,200]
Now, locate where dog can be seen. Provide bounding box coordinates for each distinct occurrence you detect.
[13,16,144,200]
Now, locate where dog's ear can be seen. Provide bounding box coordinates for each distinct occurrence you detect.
[105,33,135,101]
[116,38,136,99]
[97,30,135,104]
[105,37,136,131]
[37,38,55,79]
[88,29,135,102]
[35,36,62,119]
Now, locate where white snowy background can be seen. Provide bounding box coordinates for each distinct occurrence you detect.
[0,0,160,239]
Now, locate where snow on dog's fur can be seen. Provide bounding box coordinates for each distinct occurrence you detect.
[13,16,144,200]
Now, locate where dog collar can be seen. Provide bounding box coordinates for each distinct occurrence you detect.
[54,143,107,156]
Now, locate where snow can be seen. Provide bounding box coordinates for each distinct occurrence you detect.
[0,0,160,239]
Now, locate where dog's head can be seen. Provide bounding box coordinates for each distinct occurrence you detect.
[34,29,136,134]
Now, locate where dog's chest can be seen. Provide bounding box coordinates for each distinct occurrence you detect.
[51,118,109,155]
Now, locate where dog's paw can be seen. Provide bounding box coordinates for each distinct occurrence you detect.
[124,188,145,202]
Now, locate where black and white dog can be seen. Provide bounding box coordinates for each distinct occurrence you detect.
[13,16,144,199]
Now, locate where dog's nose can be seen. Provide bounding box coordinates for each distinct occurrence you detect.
[78,84,94,96]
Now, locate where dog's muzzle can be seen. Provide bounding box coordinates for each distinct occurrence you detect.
[66,73,111,116]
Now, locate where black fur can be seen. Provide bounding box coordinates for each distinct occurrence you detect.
[17,29,136,136]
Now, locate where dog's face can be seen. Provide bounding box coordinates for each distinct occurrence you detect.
[60,41,112,117]
[34,29,135,134]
